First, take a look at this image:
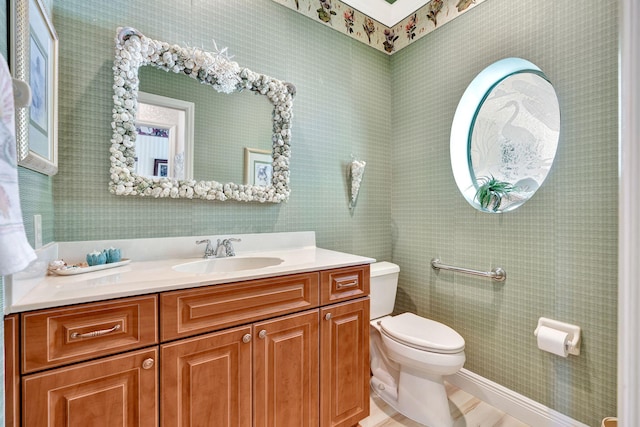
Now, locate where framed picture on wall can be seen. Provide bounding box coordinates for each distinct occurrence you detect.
[10,0,59,175]
[244,147,273,186]
[153,159,168,177]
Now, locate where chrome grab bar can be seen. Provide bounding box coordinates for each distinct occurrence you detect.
[430,258,506,282]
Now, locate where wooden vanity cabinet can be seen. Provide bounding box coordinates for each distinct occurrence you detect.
[160,266,369,427]
[6,264,370,427]
[161,309,321,427]
[161,301,367,427]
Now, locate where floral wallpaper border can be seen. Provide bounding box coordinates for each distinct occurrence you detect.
[272,0,487,54]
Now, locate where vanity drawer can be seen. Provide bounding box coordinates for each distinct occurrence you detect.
[21,295,158,373]
[320,264,370,305]
[160,272,319,341]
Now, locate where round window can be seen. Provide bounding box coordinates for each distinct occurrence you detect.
[450,58,560,213]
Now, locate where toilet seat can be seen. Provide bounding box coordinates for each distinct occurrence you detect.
[379,313,465,354]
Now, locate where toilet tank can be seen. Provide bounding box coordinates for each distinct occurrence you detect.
[370,262,400,320]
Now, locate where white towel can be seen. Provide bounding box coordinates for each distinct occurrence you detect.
[0,55,36,275]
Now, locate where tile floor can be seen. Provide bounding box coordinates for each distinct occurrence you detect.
[359,382,530,427]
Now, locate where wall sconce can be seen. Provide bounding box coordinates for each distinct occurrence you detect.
[348,155,366,210]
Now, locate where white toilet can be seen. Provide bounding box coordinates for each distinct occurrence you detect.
[369,262,466,427]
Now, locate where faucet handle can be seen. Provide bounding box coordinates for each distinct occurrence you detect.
[196,239,214,258]
[222,238,241,257]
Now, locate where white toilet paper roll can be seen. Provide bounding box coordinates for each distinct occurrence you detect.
[537,326,569,357]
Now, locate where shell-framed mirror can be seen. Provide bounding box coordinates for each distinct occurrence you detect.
[110,27,296,202]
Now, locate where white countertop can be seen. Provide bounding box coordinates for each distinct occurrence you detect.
[5,232,375,313]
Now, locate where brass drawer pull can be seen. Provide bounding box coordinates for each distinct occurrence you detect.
[70,324,121,339]
[336,280,358,289]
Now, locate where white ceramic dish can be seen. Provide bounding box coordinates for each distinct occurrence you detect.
[49,259,131,276]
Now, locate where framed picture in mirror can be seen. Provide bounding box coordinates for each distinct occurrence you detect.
[10,0,58,175]
[153,159,168,177]
[244,148,273,186]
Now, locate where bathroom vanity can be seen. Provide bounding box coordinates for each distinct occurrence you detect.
[4,232,374,427]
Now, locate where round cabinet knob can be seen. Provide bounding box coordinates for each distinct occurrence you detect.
[324,313,332,321]
[142,358,154,370]
[258,330,267,339]
[242,334,252,343]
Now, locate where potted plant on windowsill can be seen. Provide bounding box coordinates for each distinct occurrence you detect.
[474,175,516,212]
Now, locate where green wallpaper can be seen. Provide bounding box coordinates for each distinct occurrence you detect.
[18,169,55,246]
[11,0,618,425]
[50,0,393,260]
[390,0,618,425]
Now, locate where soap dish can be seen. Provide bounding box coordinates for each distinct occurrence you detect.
[49,259,131,276]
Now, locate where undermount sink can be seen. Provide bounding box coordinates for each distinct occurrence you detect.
[172,256,284,274]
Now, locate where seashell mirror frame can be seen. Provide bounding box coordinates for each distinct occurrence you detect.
[110,27,296,202]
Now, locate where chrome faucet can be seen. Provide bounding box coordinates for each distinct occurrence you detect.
[196,239,216,258]
[214,238,241,258]
[196,238,241,258]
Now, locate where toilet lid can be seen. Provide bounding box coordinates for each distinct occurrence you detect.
[379,313,465,354]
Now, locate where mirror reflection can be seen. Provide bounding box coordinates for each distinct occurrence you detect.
[451,58,560,213]
[135,91,194,180]
[110,27,295,202]
[138,67,273,182]
[135,124,171,178]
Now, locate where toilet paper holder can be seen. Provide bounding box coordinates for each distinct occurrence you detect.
[534,317,581,356]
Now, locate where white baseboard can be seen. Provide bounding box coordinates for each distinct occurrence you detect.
[446,369,589,427]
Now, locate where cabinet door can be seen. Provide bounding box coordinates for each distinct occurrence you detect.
[22,347,158,427]
[254,309,319,427]
[160,325,252,427]
[5,315,20,427]
[320,298,370,427]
